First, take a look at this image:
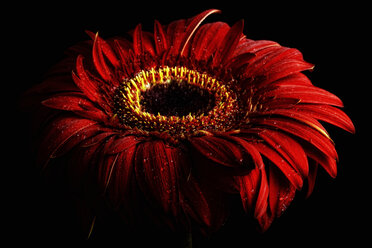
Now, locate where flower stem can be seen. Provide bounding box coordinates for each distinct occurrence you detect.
[185,232,192,248]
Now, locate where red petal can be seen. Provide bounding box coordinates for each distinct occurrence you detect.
[52,123,102,158]
[243,46,313,82]
[189,135,243,167]
[166,18,186,56]
[263,85,344,107]
[105,135,140,155]
[260,108,328,138]
[238,168,261,213]
[306,161,318,198]
[105,145,137,208]
[239,167,271,230]
[113,39,137,78]
[38,115,97,168]
[225,52,256,74]
[295,104,355,133]
[134,140,179,214]
[258,129,309,177]
[255,117,338,160]
[191,22,230,61]
[212,20,244,67]
[303,143,337,178]
[97,152,119,193]
[255,169,269,218]
[268,166,296,218]
[154,20,168,55]
[180,9,221,56]
[42,93,107,122]
[228,136,264,169]
[234,39,279,55]
[133,24,144,56]
[92,33,114,82]
[80,131,116,147]
[86,30,120,68]
[42,93,93,111]
[255,142,303,189]
[73,55,102,103]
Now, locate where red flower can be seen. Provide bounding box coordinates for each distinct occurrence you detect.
[25,9,354,236]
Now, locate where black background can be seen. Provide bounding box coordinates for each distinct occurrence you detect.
[7,1,369,247]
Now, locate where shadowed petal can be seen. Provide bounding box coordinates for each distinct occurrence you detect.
[38,115,97,168]
[134,140,180,215]
[255,142,303,190]
[254,117,338,160]
[189,135,244,167]
[258,129,309,177]
[212,20,244,67]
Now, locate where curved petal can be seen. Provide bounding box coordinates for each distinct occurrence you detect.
[134,140,180,215]
[254,117,338,160]
[212,20,244,67]
[42,93,108,122]
[263,85,344,107]
[258,129,309,177]
[189,135,244,167]
[255,142,303,190]
[180,9,221,56]
[37,115,97,169]
[295,104,355,133]
[228,136,264,169]
[105,135,140,155]
[73,55,103,103]
[133,23,156,57]
[190,22,230,61]
[154,20,168,55]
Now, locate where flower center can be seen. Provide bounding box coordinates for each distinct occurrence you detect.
[113,66,240,139]
[140,80,216,117]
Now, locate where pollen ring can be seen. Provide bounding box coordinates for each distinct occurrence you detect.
[114,66,239,138]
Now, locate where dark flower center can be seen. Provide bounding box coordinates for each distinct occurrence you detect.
[113,66,240,140]
[140,80,216,117]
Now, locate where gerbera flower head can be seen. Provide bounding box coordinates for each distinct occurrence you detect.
[25,9,354,236]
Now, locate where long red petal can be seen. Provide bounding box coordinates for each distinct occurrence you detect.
[306,161,318,198]
[254,117,338,160]
[154,20,168,55]
[302,143,337,178]
[212,20,244,67]
[191,22,230,61]
[258,129,309,177]
[189,135,243,167]
[73,56,102,103]
[133,24,144,56]
[238,168,261,214]
[255,142,303,189]
[52,123,102,158]
[180,9,221,56]
[134,140,179,214]
[263,85,344,107]
[105,145,137,208]
[92,33,114,82]
[295,104,355,133]
[228,136,264,169]
[268,166,296,218]
[105,135,140,155]
[38,115,97,168]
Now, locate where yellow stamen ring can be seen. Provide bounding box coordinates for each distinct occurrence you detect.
[114,66,239,139]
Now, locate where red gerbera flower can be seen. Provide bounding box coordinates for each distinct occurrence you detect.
[24,9,354,239]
